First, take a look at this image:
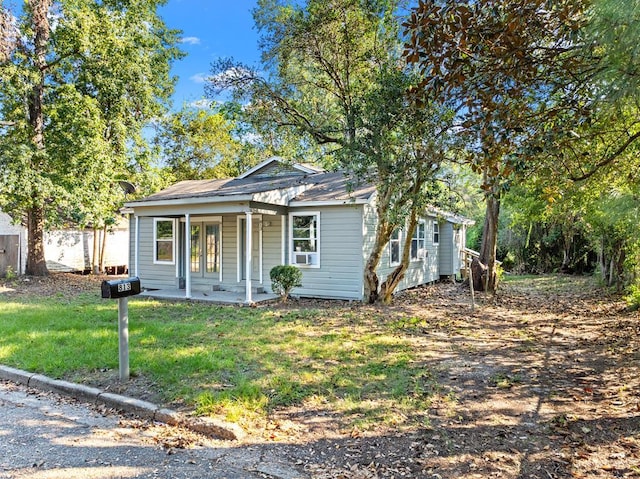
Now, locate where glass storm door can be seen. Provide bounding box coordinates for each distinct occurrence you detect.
[190,222,221,278]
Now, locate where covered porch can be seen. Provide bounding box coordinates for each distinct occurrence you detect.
[138,287,278,305]
[130,204,287,305]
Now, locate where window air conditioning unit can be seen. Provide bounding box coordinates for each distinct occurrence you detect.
[295,253,310,265]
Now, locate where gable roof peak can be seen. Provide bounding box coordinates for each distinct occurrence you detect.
[238,157,324,180]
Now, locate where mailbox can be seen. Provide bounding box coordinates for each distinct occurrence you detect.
[101,277,141,299]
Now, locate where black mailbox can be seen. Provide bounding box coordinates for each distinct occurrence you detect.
[101,277,141,299]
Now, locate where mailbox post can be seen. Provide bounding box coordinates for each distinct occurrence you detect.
[101,277,141,381]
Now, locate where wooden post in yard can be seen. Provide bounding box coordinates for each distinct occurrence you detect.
[468,255,476,312]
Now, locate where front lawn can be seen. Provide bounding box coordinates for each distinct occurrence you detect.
[3,273,639,478]
[0,276,436,432]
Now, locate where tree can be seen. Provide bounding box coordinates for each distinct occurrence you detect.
[208,0,454,303]
[0,0,181,275]
[587,0,640,102]
[403,0,591,292]
[156,106,243,181]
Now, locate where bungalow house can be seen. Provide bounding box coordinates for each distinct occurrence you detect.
[124,158,472,303]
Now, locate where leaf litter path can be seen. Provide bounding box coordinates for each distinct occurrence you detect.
[278,277,640,478]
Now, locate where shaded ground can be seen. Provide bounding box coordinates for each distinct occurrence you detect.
[1,273,639,478]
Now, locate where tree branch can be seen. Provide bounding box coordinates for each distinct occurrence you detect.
[570,129,640,181]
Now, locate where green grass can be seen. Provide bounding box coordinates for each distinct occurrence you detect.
[0,293,433,430]
[502,273,599,292]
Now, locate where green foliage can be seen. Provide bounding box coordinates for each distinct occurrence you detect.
[625,282,640,310]
[3,265,16,281]
[155,106,249,181]
[0,0,182,268]
[209,0,457,302]
[587,0,640,102]
[269,265,302,302]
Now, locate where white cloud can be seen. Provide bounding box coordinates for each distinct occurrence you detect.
[189,99,214,109]
[180,36,201,45]
[190,72,209,84]
[209,66,253,84]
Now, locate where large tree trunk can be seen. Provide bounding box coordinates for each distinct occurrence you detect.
[363,183,396,303]
[479,193,501,292]
[25,205,48,275]
[364,221,389,304]
[380,212,417,304]
[24,0,52,276]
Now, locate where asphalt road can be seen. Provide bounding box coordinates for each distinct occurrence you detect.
[0,381,306,479]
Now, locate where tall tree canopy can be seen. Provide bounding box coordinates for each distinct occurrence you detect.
[156,106,243,182]
[403,0,593,291]
[0,0,181,275]
[207,0,455,303]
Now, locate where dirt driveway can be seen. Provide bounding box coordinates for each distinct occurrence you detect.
[275,276,640,478]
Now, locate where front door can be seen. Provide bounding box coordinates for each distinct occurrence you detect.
[179,221,221,287]
[190,222,221,278]
[239,217,260,281]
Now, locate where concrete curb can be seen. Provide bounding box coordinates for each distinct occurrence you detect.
[0,365,244,441]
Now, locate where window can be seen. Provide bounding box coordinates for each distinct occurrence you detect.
[411,220,426,261]
[290,212,320,267]
[154,218,175,264]
[389,228,401,266]
[190,225,201,273]
[205,224,221,273]
[433,221,440,245]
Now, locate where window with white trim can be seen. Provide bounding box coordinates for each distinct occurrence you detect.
[290,212,320,267]
[433,221,440,245]
[411,220,427,261]
[154,218,175,264]
[389,228,401,266]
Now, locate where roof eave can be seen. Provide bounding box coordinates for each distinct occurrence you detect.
[124,194,254,209]
[289,197,373,207]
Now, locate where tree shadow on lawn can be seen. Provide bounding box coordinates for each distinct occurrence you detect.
[2,275,639,478]
[321,280,640,478]
[103,278,636,478]
[108,279,639,479]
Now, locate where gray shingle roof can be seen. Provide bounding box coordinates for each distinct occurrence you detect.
[291,172,376,202]
[129,170,375,205]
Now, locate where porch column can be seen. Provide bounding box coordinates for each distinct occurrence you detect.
[134,215,139,277]
[185,213,192,299]
[245,211,253,304]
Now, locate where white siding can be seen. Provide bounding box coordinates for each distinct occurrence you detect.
[134,216,177,289]
[438,222,455,276]
[373,212,440,294]
[44,227,128,273]
[290,205,364,300]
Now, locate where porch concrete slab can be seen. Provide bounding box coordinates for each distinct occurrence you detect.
[138,289,278,305]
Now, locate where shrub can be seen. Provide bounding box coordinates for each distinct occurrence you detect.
[270,265,302,302]
[625,281,640,311]
[4,265,17,281]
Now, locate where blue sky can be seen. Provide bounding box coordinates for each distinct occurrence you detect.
[158,0,261,109]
